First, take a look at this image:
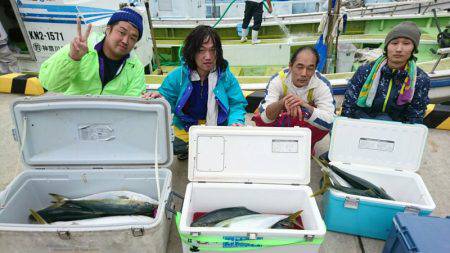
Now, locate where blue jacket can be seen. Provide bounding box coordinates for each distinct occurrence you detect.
[342,62,430,124]
[158,64,247,130]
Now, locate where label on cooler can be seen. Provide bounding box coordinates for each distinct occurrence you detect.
[358,138,395,152]
[272,140,299,153]
[78,124,115,141]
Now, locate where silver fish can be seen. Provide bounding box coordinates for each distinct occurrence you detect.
[51,215,154,226]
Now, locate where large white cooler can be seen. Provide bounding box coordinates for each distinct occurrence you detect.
[322,117,436,240]
[177,126,326,253]
[0,96,173,253]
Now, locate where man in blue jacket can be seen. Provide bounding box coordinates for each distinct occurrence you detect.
[144,25,247,159]
[342,21,430,124]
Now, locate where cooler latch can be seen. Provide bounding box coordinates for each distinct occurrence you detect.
[12,129,18,142]
[247,233,257,240]
[304,235,315,241]
[57,231,71,240]
[404,206,420,214]
[344,196,359,209]
[190,232,201,237]
[131,227,145,237]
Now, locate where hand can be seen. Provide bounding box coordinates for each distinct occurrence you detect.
[69,18,92,61]
[268,6,273,14]
[231,123,244,127]
[282,94,305,119]
[142,92,162,99]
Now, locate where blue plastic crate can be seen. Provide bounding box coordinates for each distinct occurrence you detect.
[383,213,450,253]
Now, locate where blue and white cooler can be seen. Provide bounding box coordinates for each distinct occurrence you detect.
[383,213,450,253]
[322,117,436,240]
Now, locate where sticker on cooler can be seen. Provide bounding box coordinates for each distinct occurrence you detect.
[222,236,264,249]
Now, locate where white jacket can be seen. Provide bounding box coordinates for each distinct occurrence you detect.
[259,69,336,130]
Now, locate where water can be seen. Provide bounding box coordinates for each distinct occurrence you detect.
[271,14,292,43]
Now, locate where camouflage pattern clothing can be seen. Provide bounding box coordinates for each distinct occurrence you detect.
[342,61,431,124]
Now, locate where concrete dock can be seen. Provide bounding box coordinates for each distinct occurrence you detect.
[1,93,449,253]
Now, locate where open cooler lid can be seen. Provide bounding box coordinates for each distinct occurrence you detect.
[188,126,311,185]
[11,96,173,169]
[329,117,428,172]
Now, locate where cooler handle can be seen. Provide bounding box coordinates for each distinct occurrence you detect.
[165,191,184,215]
[399,227,417,251]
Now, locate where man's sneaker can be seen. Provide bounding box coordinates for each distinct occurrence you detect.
[240,36,247,43]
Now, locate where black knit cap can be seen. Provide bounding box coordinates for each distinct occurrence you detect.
[385,21,421,53]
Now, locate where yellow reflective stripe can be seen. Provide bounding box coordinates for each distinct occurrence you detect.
[425,104,435,117]
[382,79,393,113]
[307,89,314,104]
[279,70,288,96]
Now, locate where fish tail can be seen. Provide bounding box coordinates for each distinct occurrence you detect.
[311,187,327,197]
[29,209,47,224]
[49,193,67,204]
[379,187,394,200]
[288,210,303,229]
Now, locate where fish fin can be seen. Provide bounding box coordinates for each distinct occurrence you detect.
[49,193,67,204]
[310,171,331,197]
[288,210,303,229]
[29,209,47,224]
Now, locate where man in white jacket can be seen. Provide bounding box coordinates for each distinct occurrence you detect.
[253,46,335,153]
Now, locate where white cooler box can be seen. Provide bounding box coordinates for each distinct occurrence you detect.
[0,96,173,253]
[322,117,436,240]
[177,126,326,253]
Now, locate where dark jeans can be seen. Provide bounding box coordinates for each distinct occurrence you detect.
[242,1,263,31]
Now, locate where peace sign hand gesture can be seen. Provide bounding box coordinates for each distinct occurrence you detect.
[69,18,92,61]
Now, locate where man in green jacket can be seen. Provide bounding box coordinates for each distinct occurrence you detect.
[39,8,145,96]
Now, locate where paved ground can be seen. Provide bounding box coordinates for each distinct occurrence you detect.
[0,93,449,253]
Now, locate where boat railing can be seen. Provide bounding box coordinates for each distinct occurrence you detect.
[430,47,450,74]
[359,0,440,17]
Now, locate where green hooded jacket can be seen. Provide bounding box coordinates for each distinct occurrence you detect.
[39,33,145,96]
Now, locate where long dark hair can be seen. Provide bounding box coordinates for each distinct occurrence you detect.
[182,25,227,72]
[290,46,320,67]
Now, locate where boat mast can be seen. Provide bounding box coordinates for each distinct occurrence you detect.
[144,0,163,75]
[324,0,341,73]
[334,0,341,73]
